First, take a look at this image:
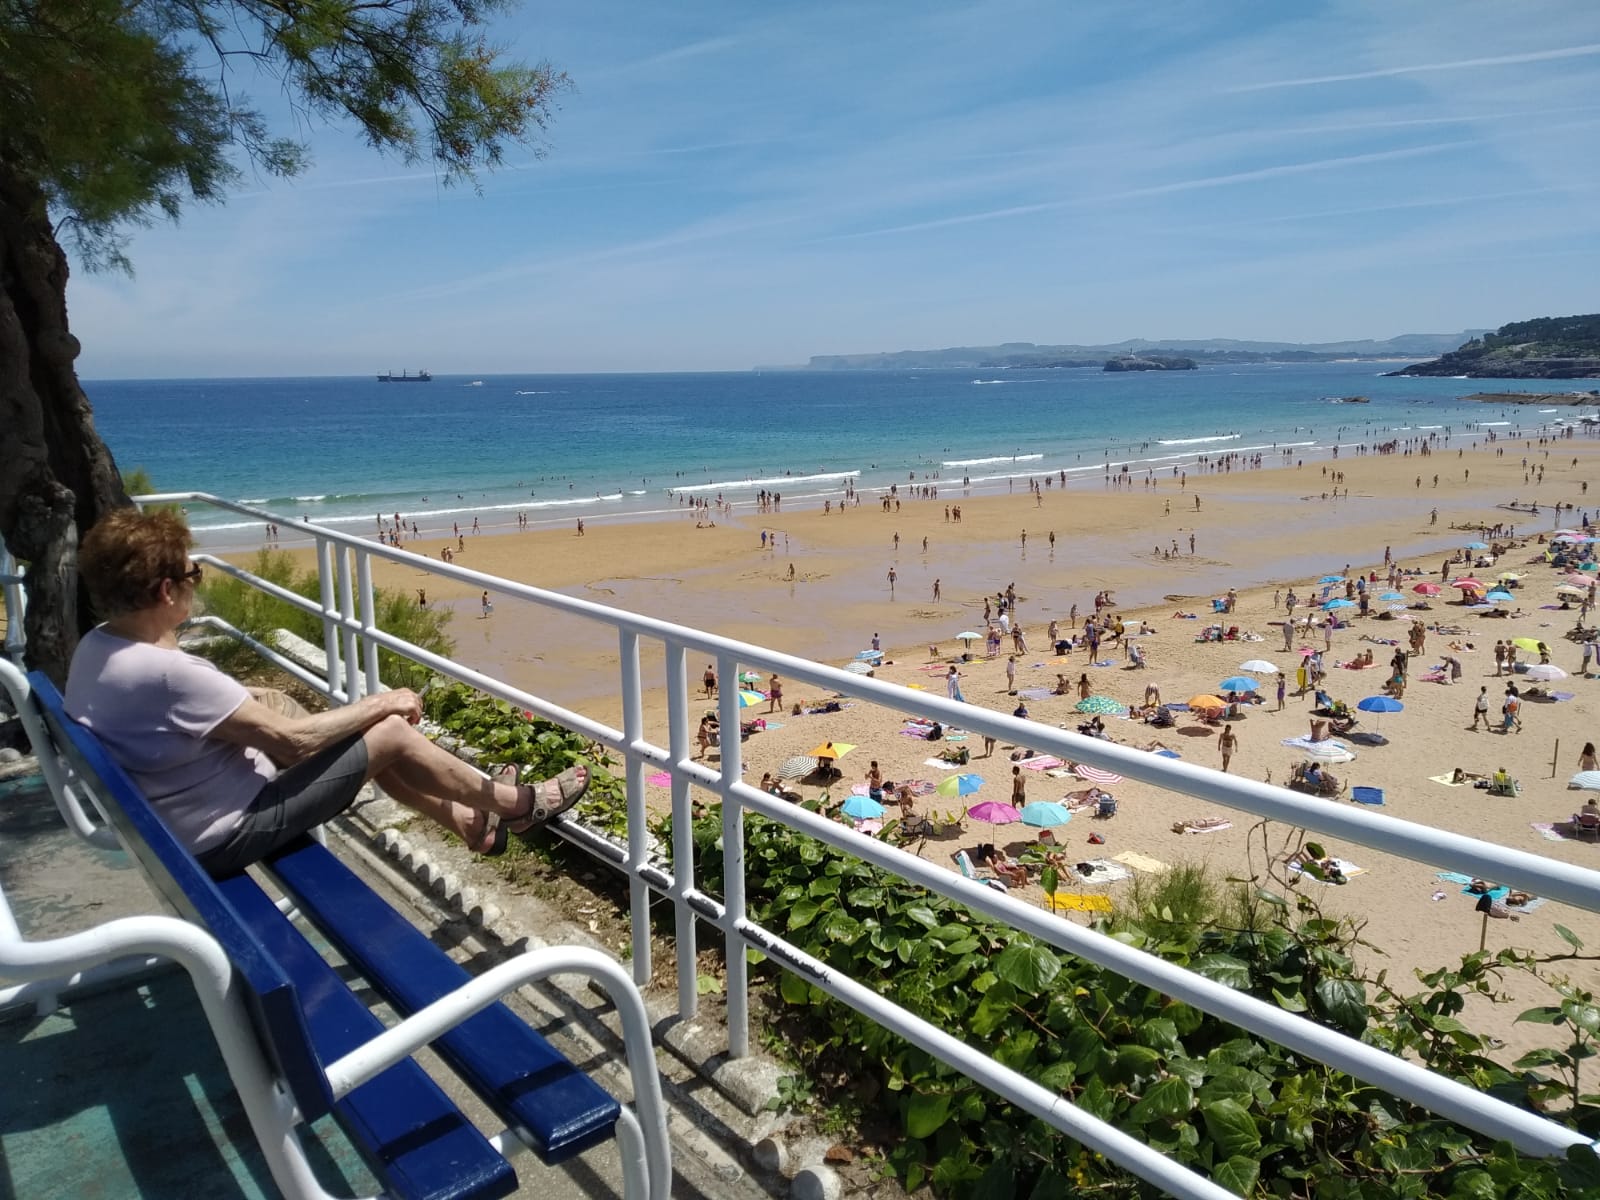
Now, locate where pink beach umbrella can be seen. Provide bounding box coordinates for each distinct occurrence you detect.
[966,801,1021,826]
[1074,763,1124,784]
[1413,582,1443,596]
[1450,578,1483,590]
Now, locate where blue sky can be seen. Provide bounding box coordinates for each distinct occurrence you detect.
[74,1,1600,377]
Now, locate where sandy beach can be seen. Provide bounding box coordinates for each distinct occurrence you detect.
[239,431,1600,1053]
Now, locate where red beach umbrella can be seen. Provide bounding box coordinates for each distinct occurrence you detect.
[1412,582,1442,596]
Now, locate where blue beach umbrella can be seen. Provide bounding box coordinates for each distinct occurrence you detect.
[1323,598,1356,610]
[1483,590,1515,603]
[841,794,885,819]
[1356,694,1403,739]
[1019,801,1072,828]
[1378,592,1404,602]
[1318,575,1345,584]
[1465,541,1488,550]
[1218,675,1259,693]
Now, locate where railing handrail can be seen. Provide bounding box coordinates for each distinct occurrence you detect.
[48,492,1597,1194]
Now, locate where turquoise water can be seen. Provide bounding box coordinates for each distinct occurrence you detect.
[84,365,1589,544]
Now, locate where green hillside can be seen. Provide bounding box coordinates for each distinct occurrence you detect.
[1390,313,1600,378]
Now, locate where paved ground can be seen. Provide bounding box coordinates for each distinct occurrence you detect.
[0,766,785,1200]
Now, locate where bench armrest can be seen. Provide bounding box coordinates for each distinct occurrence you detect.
[324,946,670,1200]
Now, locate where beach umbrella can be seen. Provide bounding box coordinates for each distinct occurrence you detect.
[1323,598,1356,610]
[738,671,762,684]
[1239,659,1279,674]
[1317,575,1345,584]
[965,799,1020,824]
[955,631,982,643]
[1020,801,1072,828]
[1555,585,1588,598]
[1483,590,1515,603]
[855,649,883,661]
[1356,694,1403,737]
[1450,578,1483,590]
[1413,582,1443,595]
[1074,763,1123,784]
[1074,695,1127,715]
[1497,572,1524,582]
[736,690,766,708]
[778,755,817,780]
[938,773,986,799]
[1582,562,1599,573]
[842,660,874,675]
[1510,638,1543,653]
[1560,573,1592,586]
[1218,675,1259,693]
[1465,541,1488,550]
[1188,694,1227,711]
[1302,741,1357,764]
[1378,592,1405,602]
[809,743,856,762]
[840,794,885,819]
[1570,771,1600,792]
[1523,664,1568,682]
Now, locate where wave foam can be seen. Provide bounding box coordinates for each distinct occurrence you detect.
[942,454,1044,467]
[1156,434,1239,446]
[668,470,859,495]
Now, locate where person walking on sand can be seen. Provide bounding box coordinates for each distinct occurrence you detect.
[1276,673,1287,711]
[480,591,493,619]
[1471,686,1489,730]
[1077,672,1092,701]
[1217,724,1238,773]
[766,674,783,714]
[1005,655,1017,693]
[1012,765,1026,805]
[887,566,897,595]
[932,578,942,601]
[703,663,717,698]
[946,665,966,703]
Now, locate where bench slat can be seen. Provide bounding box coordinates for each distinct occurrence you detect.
[264,838,622,1162]
[219,874,519,1200]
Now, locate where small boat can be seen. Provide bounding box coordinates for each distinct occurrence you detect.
[466,380,484,387]
[377,369,432,382]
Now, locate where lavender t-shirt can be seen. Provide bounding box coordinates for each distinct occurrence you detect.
[65,627,276,853]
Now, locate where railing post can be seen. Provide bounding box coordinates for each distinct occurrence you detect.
[619,629,652,987]
[336,547,360,703]
[315,536,345,702]
[355,549,380,698]
[0,543,25,667]
[664,641,699,1018]
[716,652,749,1058]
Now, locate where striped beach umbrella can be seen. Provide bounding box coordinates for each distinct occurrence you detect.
[736,690,767,707]
[1571,771,1600,792]
[1074,763,1124,784]
[1523,664,1568,682]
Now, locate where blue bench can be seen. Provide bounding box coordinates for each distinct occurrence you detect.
[9,668,670,1200]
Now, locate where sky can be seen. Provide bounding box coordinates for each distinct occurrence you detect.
[72,0,1600,377]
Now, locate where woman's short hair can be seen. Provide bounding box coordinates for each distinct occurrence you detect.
[78,507,193,617]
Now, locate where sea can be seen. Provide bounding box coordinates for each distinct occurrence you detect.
[84,364,1597,547]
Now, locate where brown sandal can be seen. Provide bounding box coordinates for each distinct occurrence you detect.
[507,764,590,834]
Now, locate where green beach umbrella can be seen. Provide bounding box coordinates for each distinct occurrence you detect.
[1074,695,1127,715]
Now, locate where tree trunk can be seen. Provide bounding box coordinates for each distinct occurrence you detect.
[0,162,130,684]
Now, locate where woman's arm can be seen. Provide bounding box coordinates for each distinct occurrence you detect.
[211,689,422,765]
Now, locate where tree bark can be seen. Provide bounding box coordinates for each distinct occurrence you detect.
[0,161,130,684]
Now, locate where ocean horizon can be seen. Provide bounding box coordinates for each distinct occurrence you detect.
[85,364,1593,546]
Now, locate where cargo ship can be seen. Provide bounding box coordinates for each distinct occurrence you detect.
[377,369,432,382]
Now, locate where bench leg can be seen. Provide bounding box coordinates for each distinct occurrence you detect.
[325,946,673,1200]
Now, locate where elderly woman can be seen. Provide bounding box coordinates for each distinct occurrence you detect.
[64,508,588,877]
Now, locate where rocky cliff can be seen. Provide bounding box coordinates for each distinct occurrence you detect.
[1388,313,1600,378]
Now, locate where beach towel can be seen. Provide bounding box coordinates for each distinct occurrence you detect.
[1463,884,1509,901]
[1075,859,1133,883]
[1048,893,1114,914]
[1045,768,1071,777]
[1017,687,1054,701]
[900,728,937,738]
[1530,822,1571,843]
[647,770,672,787]
[1021,755,1064,770]
[1113,851,1170,874]
[1435,871,1474,884]
[762,722,785,730]
[1092,660,1116,668]
[902,779,937,795]
[1173,818,1232,834]
[1428,774,1464,787]
[924,757,961,770]
[1350,787,1385,806]
[1289,858,1365,883]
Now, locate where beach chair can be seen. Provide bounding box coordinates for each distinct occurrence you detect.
[1573,813,1600,843]
[1095,792,1118,819]
[952,850,1008,891]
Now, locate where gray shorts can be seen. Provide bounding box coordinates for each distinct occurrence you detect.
[197,734,369,877]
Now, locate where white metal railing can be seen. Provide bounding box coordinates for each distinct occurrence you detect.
[14,494,1600,1198]
[1,545,24,668]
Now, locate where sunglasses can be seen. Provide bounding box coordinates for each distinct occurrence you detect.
[173,564,204,586]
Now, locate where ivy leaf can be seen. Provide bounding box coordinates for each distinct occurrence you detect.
[905,1090,953,1138]
[993,943,1062,995]
[1201,1098,1261,1158]
[1192,953,1252,989]
[787,899,821,931]
[1128,1076,1193,1125]
[820,911,863,944]
[1570,1003,1600,1035]
[1314,978,1368,1035]
[901,903,940,929]
[779,972,810,1005]
[1271,986,1308,1013]
[1446,1168,1497,1200]
[1553,923,1584,952]
[1516,1005,1567,1025]
[1214,1155,1260,1197]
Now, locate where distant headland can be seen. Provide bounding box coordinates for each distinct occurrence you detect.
[785,329,1486,371]
[1387,313,1600,379]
